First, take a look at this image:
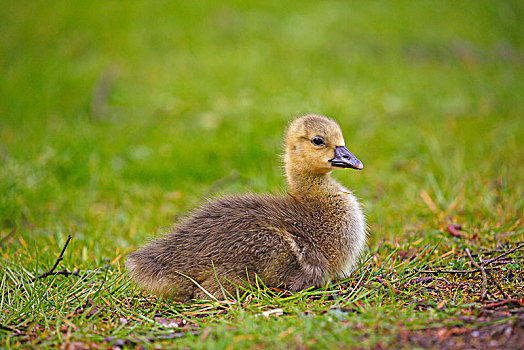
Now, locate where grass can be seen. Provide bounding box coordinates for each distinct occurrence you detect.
[1,0,523,348]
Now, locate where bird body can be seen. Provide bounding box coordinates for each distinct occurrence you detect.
[127,114,366,301]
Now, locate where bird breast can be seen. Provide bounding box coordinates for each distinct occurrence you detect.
[334,188,367,278]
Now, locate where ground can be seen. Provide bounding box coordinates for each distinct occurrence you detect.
[1,0,523,348]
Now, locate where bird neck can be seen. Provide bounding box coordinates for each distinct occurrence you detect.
[286,167,342,200]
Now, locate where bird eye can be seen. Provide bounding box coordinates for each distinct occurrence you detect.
[311,136,325,146]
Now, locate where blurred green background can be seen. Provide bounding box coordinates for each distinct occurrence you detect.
[1,0,523,261]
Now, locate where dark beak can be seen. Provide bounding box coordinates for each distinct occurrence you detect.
[329,146,363,170]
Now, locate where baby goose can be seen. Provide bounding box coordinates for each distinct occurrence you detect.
[127,114,366,301]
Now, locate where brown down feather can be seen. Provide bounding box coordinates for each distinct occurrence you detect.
[126,114,367,301]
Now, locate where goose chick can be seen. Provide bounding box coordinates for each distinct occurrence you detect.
[127,114,366,301]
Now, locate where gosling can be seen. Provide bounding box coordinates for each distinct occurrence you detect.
[127,114,366,301]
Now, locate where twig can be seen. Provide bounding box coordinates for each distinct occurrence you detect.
[414,266,502,274]
[32,235,73,281]
[482,243,524,266]
[409,277,450,285]
[469,244,523,257]
[488,260,518,265]
[465,248,487,300]
[481,298,522,309]
[485,268,508,299]
[4,235,78,296]
[39,269,80,279]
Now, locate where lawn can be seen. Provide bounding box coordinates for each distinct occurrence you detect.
[1,0,523,348]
